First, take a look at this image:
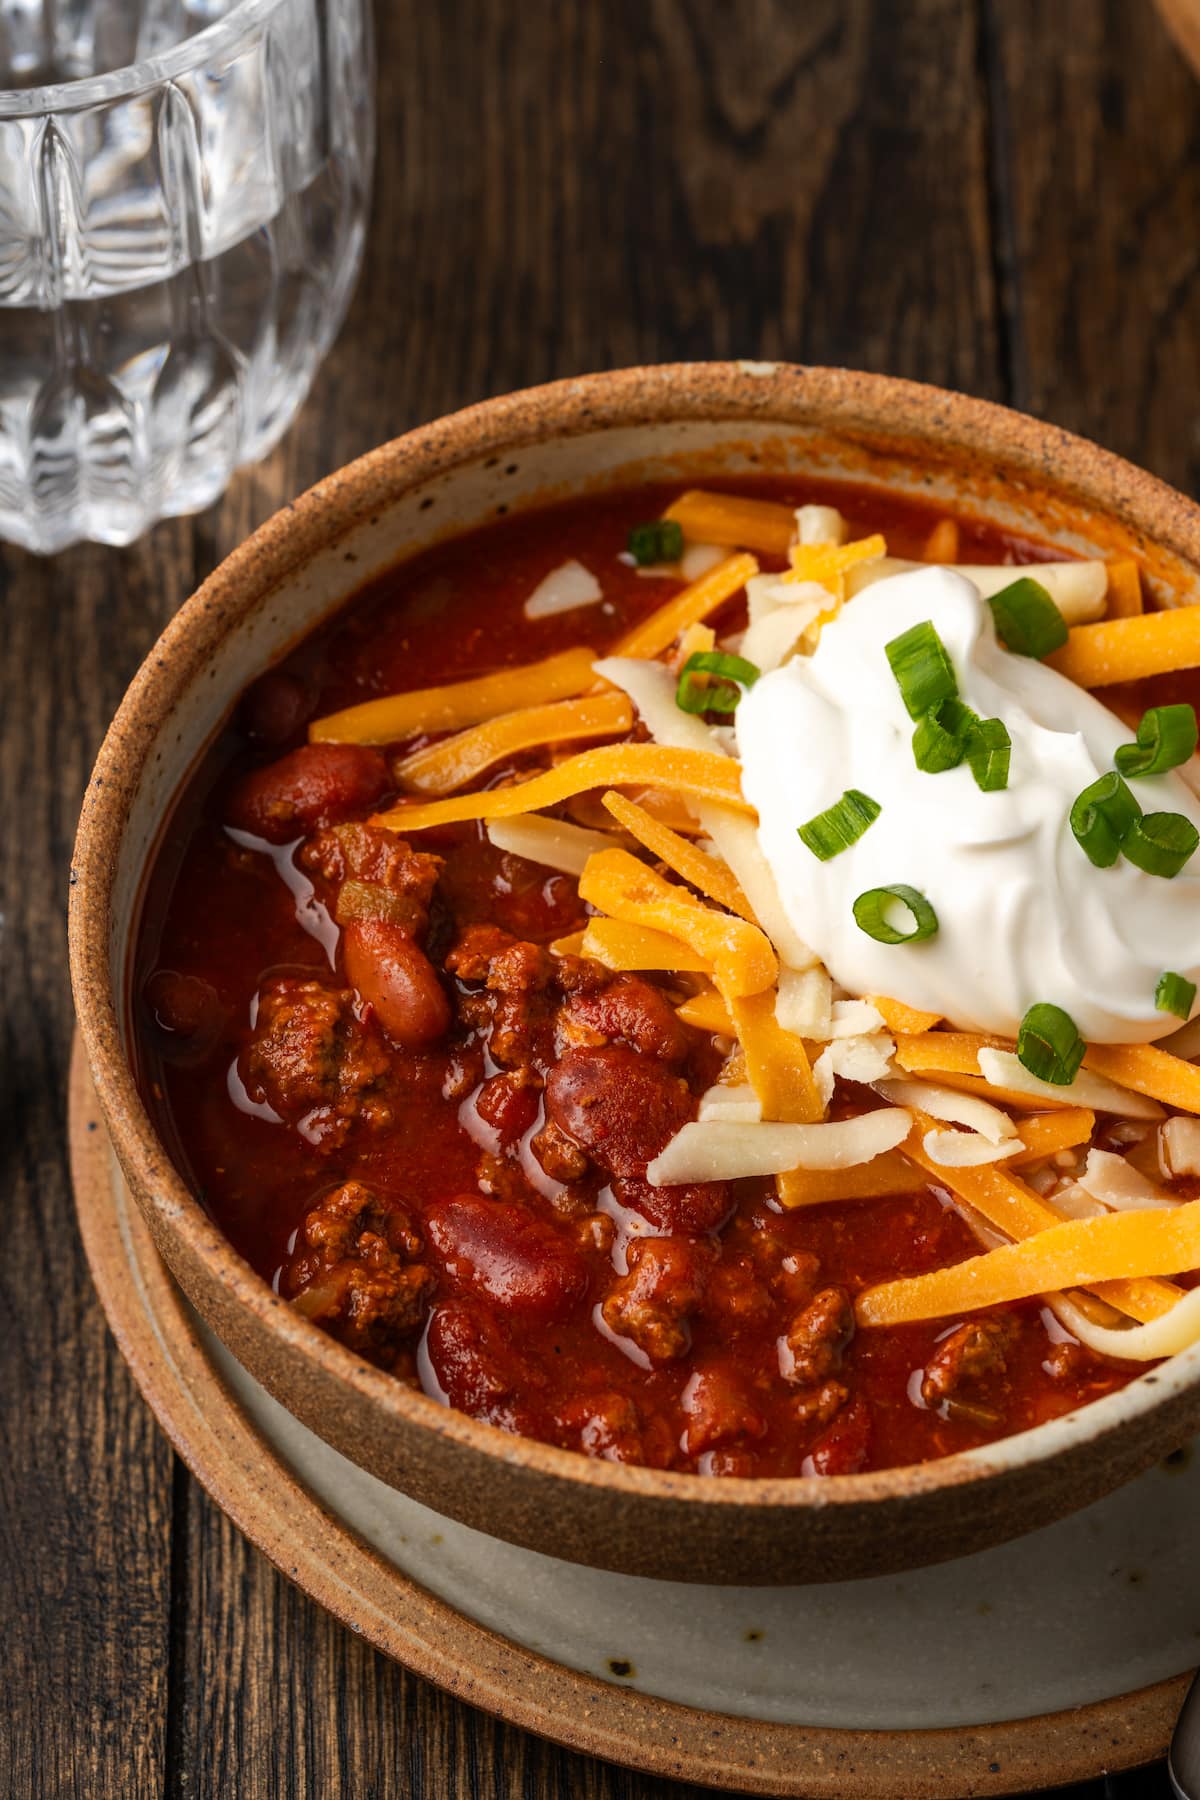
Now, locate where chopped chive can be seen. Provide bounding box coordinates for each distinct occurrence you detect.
[964,716,1011,791]
[798,789,881,862]
[1114,704,1199,779]
[912,697,978,773]
[1121,811,1200,878]
[628,518,684,565]
[1069,771,1142,868]
[852,884,939,944]
[1017,1002,1085,1086]
[675,650,761,715]
[987,577,1069,658]
[1156,971,1196,1020]
[885,620,958,720]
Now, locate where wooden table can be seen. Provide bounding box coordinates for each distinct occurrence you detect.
[5,4,1199,1794]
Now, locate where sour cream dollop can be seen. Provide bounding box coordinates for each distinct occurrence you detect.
[735,566,1200,1043]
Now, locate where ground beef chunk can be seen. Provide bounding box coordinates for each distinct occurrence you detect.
[792,1381,849,1430]
[301,823,443,934]
[557,973,691,1063]
[529,1117,590,1182]
[283,1180,435,1366]
[680,1365,767,1457]
[423,1298,543,1436]
[242,977,391,1146]
[544,1044,730,1232]
[921,1317,1017,1414]
[445,924,559,1076]
[782,1287,854,1387]
[554,1390,675,1466]
[600,1236,716,1363]
[702,1254,773,1330]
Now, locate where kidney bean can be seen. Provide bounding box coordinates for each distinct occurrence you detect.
[343,919,450,1047]
[806,1395,872,1476]
[424,1195,589,1324]
[143,969,225,1059]
[422,1298,542,1432]
[545,1046,730,1232]
[238,669,313,745]
[225,743,390,843]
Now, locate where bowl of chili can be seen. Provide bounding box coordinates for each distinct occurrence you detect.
[70,362,1200,1583]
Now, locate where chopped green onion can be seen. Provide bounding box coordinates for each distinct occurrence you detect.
[1017,1002,1086,1086]
[798,789,881,861]
[987,577,1069,658]
[1114,704,1199,778]
[1121,811,1200,878]
[965,716,1011,791]
[1156,971,1196,1019]
[885,620,958,720]
[912,697,978,773]
[1069,772,1142,868]
[852,884,939,944]
[675,650,761,715]
[628,518,684,565]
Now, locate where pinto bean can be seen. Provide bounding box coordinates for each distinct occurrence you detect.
[226,743,390,843]
[424,1195,589,1324]
[343,918,450,1047]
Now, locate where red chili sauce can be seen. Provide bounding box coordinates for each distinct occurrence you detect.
[133,478,1155,1479]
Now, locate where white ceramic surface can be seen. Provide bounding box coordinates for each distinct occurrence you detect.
[204,1292,1200,1732]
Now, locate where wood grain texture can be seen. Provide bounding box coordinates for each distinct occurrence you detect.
[5,0,1196,1792]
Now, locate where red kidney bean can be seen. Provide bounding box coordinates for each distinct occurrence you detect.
[238,670,313,745]
[343,919,450,1047]
[225,743,390,843]
[424,1195,589,1324]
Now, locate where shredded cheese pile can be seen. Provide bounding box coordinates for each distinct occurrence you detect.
[308,489,1200,1364]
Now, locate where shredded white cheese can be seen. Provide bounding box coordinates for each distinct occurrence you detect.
[977,1049,1166,1120]
[922,1129,1023,1167]
[485,815,616,876]
[524,559,603,619]
[647,1108,912,1184]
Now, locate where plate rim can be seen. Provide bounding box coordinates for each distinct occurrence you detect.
[68,1035,1186,1798]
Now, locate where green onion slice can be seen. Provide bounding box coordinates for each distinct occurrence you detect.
[1069,771,1141,868]
[987,577,1069,658]
[1114,704,1199,778]
[798,789,881,861]
[1156,971,1197,1019]
[965,716,1011,791]
[675,650,761,715]
[628,518,684,566]
[885,621,958,720]
[1121,811,1200,878]
[852,884,939,944]
[912,697,978,773]
[1016,1002,1086,1086]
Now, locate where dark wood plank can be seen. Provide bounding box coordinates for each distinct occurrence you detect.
[0,527,187,1797]
[986,0,1200,488]
[162,2,1007,1797]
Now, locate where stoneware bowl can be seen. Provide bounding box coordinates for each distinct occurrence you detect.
[69,362,1200,1585]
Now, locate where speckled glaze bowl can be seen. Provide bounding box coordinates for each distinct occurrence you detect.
[69,363,1200,1585]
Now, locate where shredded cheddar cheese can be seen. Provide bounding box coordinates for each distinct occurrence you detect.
[856,1200,1200,1328]
[726,988,824,1125]
[311,647,599,744]
[578,848,777,998]
[395,693,633,794]
[675,985,735,1035]
[1046,604,1200,687]
[372,744,752,833]
[661,490,795,556]
[599,790,755,920]
[579,917,711,974]
[614,553,759,660]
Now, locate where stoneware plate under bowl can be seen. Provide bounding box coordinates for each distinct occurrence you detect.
[68,1044,1196,1799]
[68,362,1200,1586]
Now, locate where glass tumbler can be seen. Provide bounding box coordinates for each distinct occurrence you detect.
[0,0,374,553]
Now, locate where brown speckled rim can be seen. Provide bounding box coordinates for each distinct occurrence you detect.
[67,363,1200,1542]
[67,1042,1188,1798]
